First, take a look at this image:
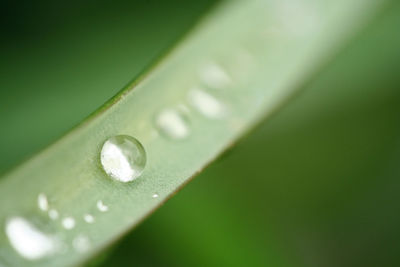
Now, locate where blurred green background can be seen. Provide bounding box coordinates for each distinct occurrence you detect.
[1,1,400,266]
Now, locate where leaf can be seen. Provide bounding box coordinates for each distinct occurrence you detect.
[0,0,392,266]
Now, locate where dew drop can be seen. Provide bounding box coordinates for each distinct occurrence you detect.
[37,193,49,212]
[188,88,227,119]
[48,209,59,220]
[5,217,58,260]
[152,193,159,199]
[199,62,231,89]
[100,135,146,182]
[97,200,108,212]
[83,214,94,224]
[72,235,90,253]
[61,217,75,230]
[155,108,190,140]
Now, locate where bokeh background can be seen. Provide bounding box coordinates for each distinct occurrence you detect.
[1,1,400,266]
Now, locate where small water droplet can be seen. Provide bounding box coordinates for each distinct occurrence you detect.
[83,214,95,224]
[72,235,90,253]
[97,200,108,212]
[199,62,231,89]
[100,135,147,182]
[61,217,75,230]
[5,217,58,260]
[152,193,159,199]
[155,108,190,140]
[48,209,59,220]
[188,88,227,119]
[37,193,49,212]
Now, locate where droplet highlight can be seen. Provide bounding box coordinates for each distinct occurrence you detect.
[5,217,58,260]
[188,88,227,119]
[100,135,146,182]
[83,214,95,224]
[61,217,75,230]
[48,209,59,220]
[97,200,108,212]
[152,193,159,199]
[37,193,49,212]
[199,62,231,89]
[155,108,190,140]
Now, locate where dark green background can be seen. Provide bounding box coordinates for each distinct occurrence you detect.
[0,0,217,175]
[1,1,399,266]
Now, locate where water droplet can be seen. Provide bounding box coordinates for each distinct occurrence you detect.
[152,193,159,199]
[5,217,58,260]
[48,209,59,220]
[187,88,227,119]
[72,235,90,253]
[100,135,146,182]
[155,108,190,140]
[37,193,49,212]
[97,200,108,212]
[199,62,231,89]
[83,214,94,224]
[61,217,75,230]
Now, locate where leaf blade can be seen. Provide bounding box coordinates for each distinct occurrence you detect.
[0,0,391,266]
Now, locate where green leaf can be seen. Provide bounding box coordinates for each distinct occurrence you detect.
[0,0,392,266]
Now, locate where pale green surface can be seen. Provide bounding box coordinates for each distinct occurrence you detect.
[0,0,391,266]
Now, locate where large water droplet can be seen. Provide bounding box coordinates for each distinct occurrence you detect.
[155,108,190,140]
[5,217,59,260]
[100,135,146,182]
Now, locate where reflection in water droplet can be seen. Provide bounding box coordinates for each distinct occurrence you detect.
[61,217,75,230]
[152,193,159,199]
[200,62,231,89]
[155,108,190,140]
[5,217,58,260]
[48,210,59,220]
[100,135,147,182]
[97,200,108,212]
[37,193,49,212]
[83,214,94,224]
[72,235,90,253]
[188,88,226,119]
